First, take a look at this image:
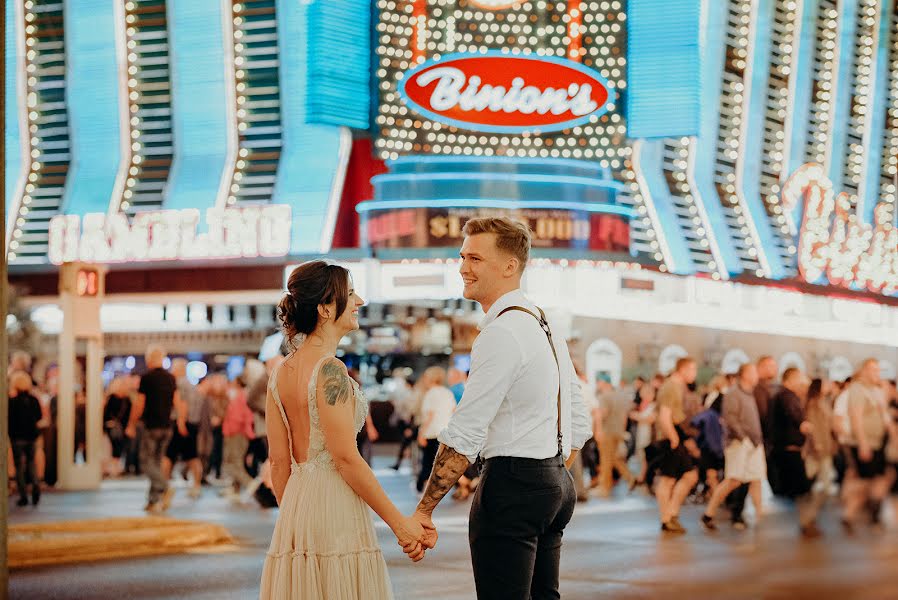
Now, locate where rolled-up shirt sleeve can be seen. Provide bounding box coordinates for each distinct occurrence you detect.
[438,326,521,463]
[569,363,592,451]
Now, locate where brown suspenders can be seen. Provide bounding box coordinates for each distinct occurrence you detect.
[497,305,564,456]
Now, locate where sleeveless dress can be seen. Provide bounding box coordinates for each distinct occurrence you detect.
[260,357,394,599]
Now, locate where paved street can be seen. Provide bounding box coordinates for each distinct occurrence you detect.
[9,452,898,600]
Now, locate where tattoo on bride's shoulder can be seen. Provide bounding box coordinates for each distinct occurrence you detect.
[321,361,351,406]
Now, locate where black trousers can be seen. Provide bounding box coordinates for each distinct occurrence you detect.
[469,454,576,600]
[416,438,440,492]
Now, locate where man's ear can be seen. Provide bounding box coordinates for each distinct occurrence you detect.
[504,256,520,277]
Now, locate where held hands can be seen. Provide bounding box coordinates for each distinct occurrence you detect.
[394,512,439,563]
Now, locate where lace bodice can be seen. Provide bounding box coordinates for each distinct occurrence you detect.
[269,356,369,472]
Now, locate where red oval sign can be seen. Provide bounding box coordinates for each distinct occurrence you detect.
[399,53,613,134]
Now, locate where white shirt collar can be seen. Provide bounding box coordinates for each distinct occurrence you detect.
[477,288,529,330]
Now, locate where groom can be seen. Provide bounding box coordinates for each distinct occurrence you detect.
[413,217,593,599]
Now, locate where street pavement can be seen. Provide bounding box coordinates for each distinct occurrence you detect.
[9,450,898,600]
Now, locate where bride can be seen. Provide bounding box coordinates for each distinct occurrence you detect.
[260,261,432,599]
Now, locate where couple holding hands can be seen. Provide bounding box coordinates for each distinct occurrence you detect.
[260,217,592,600]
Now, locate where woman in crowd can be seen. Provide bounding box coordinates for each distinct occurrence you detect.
[103,377,132,477]
[415,366,456,494]
[797,378,838,537]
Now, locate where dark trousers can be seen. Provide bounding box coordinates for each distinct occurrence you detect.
[416,438,440,492]
[12,439,38,499]
[139,427,172,504]
[469,455,576,600]
[207,426,223,479]
[394,420,417,467]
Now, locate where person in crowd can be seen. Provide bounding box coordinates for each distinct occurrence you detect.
[221,376,255,500]
[102,377,132,477]
[123,373,142,476]
[768,368,815,530]
[841,359,895,532]
[389,370,417,471]
[126,346,185,513]
[247,357,282,476]
[702,363,765,531]
[654,357,701,534]
[448,367,467,404]
[8,370,43,507]
[8,351,34,379]
[729,356,780,527]
[690,391,724,500]
[348,368,380,466]
[797,378,839,537]
[629,383,657,492]
[416,366,456,494]
[162,359,206,500]
[596,379,636,497]
[703,374,729,410]
[204,373,229,481]
[40,365,59,487]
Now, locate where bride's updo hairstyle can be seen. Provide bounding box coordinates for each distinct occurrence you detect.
[278,261,350,347]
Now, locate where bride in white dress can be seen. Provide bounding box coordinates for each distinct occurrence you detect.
[260,261,432,599]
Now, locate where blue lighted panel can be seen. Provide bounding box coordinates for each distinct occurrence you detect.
[626,0,702,139]
[61,0,124,216]
[4,1,22,236]
[306,1,370,129]
[273,0,359,254]
[165,0,232,214]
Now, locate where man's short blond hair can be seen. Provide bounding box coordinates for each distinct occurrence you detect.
[462,217,531,272]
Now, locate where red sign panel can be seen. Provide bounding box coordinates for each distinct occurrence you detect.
[399,53,613,133]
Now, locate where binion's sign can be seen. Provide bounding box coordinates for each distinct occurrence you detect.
[399,53,613,133]
[783,163,898,296]
[48,205,292,265]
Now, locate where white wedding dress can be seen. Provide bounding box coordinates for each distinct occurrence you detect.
[260,357,394,599]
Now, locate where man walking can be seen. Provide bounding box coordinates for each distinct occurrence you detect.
[653,357,700,533]
[411,217,592,599]
[702,363,766,530]
[126,346,185,513]
[161,359,206,499]
[596,382,635,496]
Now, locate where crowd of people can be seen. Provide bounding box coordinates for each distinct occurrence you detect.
[574,355,898,538]
[8,342,898,540]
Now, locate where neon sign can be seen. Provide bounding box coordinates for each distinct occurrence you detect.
[399,53,613,133]
[469,1,520,9]
[783,163,898,296]
[48,205,292,265]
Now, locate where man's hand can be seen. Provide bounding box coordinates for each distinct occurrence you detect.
[799,421,814,435]
[392,515,427,562]
[125,423,136,439]
[859,444,873,463]
[683,438,701,459]
[670,436,680,450]
[178,422,188,437]
[417,434,427,448]
[411,510,438,549]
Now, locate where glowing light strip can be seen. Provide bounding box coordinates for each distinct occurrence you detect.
[632,139,675,270]
[685,136,729,280]
[777,0,805,236]
[109,0,130,217]
[372,172,624,190]
[567,2,583,62]
[387,154,609,173]
[733,0,774,278]
[219,0,239,208]
[319,127,353,253]
[355,199,635,218]
[856,0,886,222]
[823,0,848,177]
[5,0,30,254]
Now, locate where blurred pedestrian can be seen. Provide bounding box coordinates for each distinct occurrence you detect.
[126,346,184,513]
[596,381,635,496]
[796,378,838,537]
[8,370,43,507]
[221,376,255,500]
[654,357,700,534]
[102,377,132,477]
[702,363,766,531]
[204,373,229,481]
[389,370,417,471]
[162,359,206,499]
[416,366,455,493]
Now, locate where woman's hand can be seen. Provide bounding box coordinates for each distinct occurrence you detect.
[392,515,427,562]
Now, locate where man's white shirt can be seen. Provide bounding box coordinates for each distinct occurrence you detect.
[438,289,593,463]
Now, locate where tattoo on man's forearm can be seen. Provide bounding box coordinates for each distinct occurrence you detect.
[321,362,352,406]
[416,444,470,514]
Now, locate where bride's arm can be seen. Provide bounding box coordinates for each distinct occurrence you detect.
[317,358,425,554]
[266,389,291,504]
